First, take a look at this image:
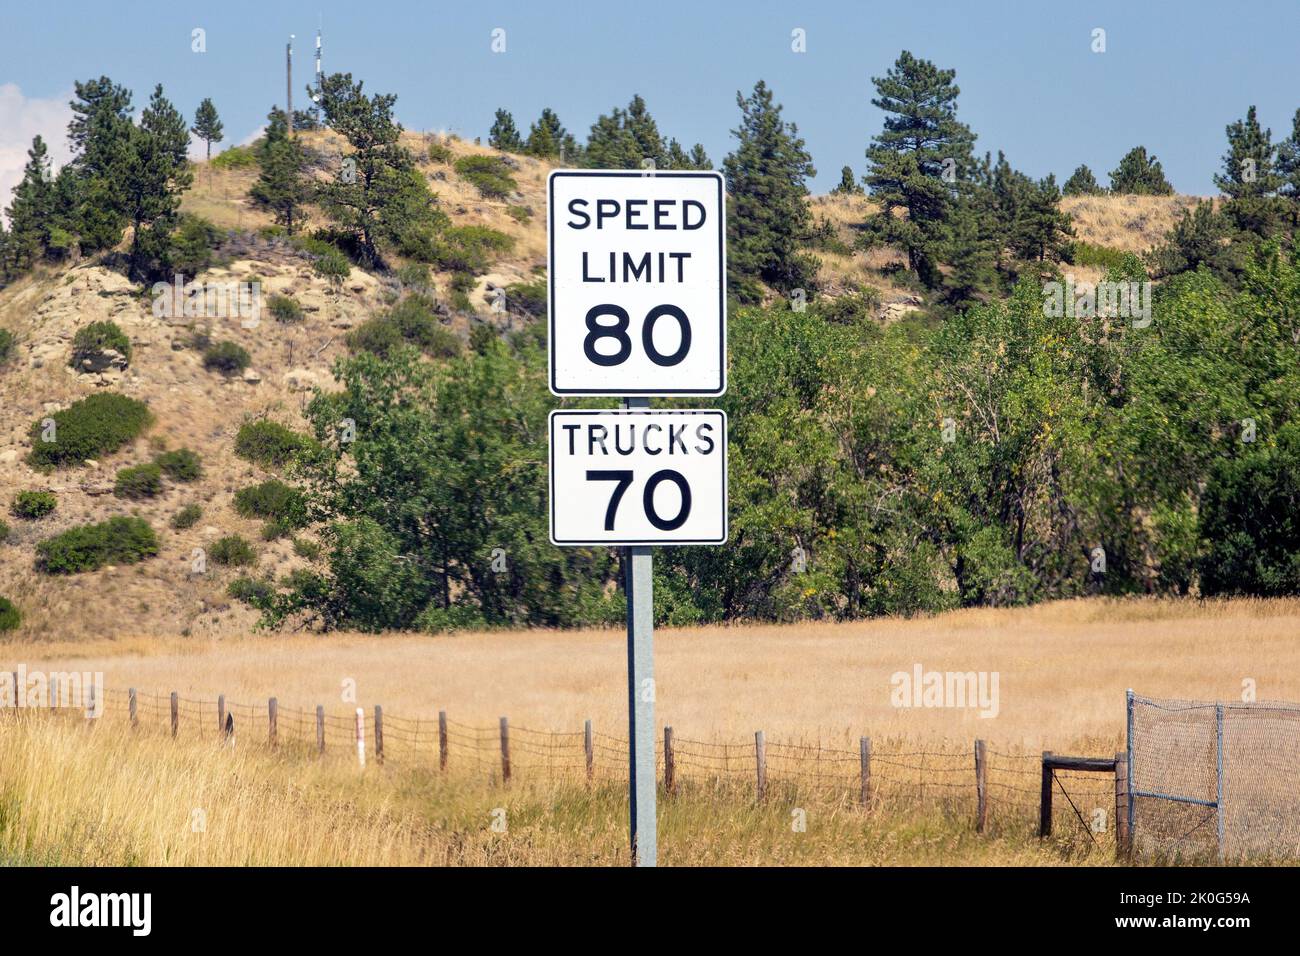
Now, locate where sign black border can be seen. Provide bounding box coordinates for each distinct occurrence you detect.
[549,409,728,546]
[547,170,726,396]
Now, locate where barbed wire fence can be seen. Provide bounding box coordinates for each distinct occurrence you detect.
[1127,691,1300,862]
[3,676,1122,852]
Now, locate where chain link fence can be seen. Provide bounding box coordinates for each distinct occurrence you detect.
[1127,691,1300,861]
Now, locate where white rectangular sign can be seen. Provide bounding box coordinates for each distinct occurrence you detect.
[548,170,726,396]
[549,409,727,545]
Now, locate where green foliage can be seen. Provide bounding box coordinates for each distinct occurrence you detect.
[453,155,517,199]
[167,214,221,276]
[211,145,257,169]
[292,537,322,560]
[154,447,202,481]
[312,245,352,284]
[202,340,251,374]
[209,534,255,567]
[1062,165,1105,196]
[1071,241,1141,272]
[0,521,8,544]
[0,328,14,363]
[346,295,461,358]
[191,98,224,159]
[506,204,532,224]
[831,165,862,195]
[426,140,454,164]
[0,597,20,632]
[37,516,158,573]
[11,490,57,519]
[228,576,274,605]
[1148,201,1241,282]
[27,392,152,469]
[70,320,131,367]
[503,279,547,319]
[234,479,304,525]
[250,113,311,235]
[525,108,580,161]
[268,294,304,323]
[234,419,307,469]
[488,109,524,152]
[170,503,203,530]
[114,462,162,499]
[1109,146,1174,195]
[429,225,514,275]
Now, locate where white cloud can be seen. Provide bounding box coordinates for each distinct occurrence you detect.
[0,84,75,224]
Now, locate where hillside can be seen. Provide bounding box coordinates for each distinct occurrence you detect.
[0,132,1201,641]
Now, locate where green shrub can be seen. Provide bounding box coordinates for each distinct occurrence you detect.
[11,490,57,519]
[454,155,517,199]
[202,340,251,374]
[346,295,461,358]
[0,521,9,543]
[114,462,163,499]
[1070,241,1143,273]
[506,205,532,224]
[0,597,20,632]
[426,141,453,164]
[167,214,222,276]
[234,479,304,523]
[37,516,159,574]
[504,279,547,319]
[69,320,132,367]
[396,262,434,296]
[0,327,17,364]
[228,576,274,604]
[234,420,307,469]
[209,534,255,567]
[268,294,304,323]
[211,145,258,169]
[293,537,321,560]
[431,226,514,275]
[27,393,152,469]
[171,503,203,530]
[155,447,202,481]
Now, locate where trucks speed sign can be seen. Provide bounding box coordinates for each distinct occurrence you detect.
[547,170,726,396]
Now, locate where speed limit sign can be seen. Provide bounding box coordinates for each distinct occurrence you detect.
[549,409,727,545]
[547,170,726,396]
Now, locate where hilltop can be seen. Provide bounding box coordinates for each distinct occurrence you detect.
[0,129,1203,641]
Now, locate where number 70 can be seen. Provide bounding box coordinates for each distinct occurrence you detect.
[586,469,692,531]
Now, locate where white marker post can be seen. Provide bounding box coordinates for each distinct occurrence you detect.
[548,170,727,867]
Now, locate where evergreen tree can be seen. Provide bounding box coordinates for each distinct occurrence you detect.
[191,98,224,161]
[1277,108,1300,199]
[68,76,133,153]
[123,84,193,280]
[1012,174,1074,262]
[624,95,666,164]
[1062,164,1104,196]
[584,109,641,169]
[1215,105,1286,238]
[526,108,579,161]
[722,80,818,299]
[1109,146,1174,195]
[488,109,524,152]
[2,136,55,276]
[831,165,862,195]
[251,110,310,234]
[864,51,976,287]
[1148,201,1240,281]
[686,143,712,170]
[66,76,135,254]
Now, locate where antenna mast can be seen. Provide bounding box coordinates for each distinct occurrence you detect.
[286,35,294,136]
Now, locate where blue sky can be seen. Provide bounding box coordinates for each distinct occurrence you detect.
[2,0,1298,200]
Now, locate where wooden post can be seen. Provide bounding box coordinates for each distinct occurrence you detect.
[355,707,365,768]
[755,730,767,801]
[170,692,178,738]
[316,705,325,755]
[268,697,278,747]
[129,688,138,729]
[373,705,384,765]
[663,726,675,795]
[499,716,511,783]
[1039,751,1054,838]
[585,719,594,783]
[217,695,226,736]
[1115,751,1130,859]
[975,739,988,833]
[438,710,448,771]
[859,737,872,808]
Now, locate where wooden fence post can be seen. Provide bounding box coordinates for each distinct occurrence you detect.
[755,730,767,801]
[170,692,178,738]
[438,710,448,771]
[129,687,138,729]
[374,705,384,765]
[975,739,988,833]
[268,697,278,747]
[355,707,366,768]
[1115,751,1130,859]
[1039,751,1053,838]
[585,719,594,783]
[316,705,325,755]
[663,726,675,795]
[499,717,511,783]
[859,737,872,808]
[218,695,226,736]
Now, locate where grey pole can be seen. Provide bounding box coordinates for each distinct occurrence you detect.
[623,396,657,867]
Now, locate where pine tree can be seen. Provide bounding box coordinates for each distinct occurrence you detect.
[722,80,818,299]
[663,139,713,171]
[1012,174,1073,262]
[584,109,641,169]
[1277,108,1300,199]
[831,165,862,195]
[686,143,712,170]
[124,84,194,280]
[2,136,55,275]
[1215,105,1285,238]
[68,76,133,153]
[526,109,579,161]
[864,51,976,287]
[66,76,135,254]
[488,109,524,152]
[251,110,310,234]
[191,98,224,161]
[1062,164,1104,196]
[624,95,666,165]
[1109,147,1174,195]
